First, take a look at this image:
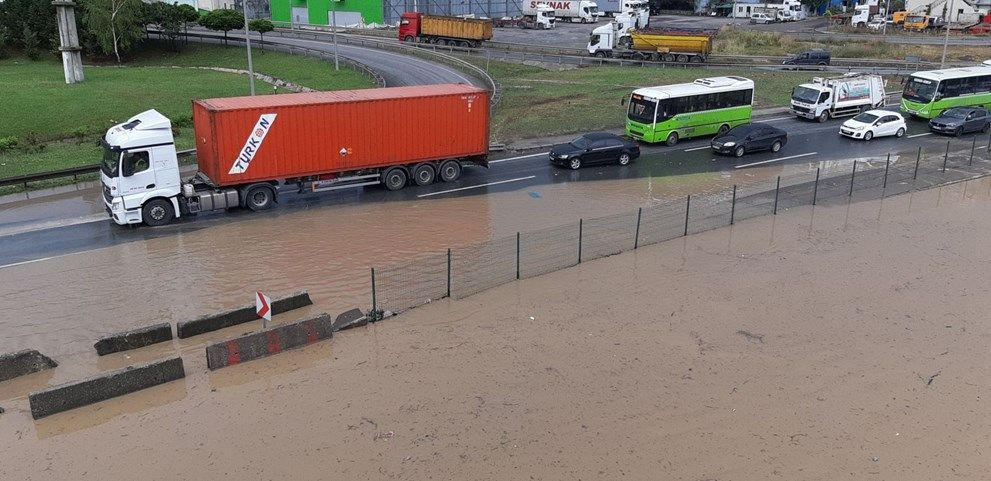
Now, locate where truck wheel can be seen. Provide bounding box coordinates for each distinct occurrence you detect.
[382,167,408,191]
[690,55,703,63]
[818,111,829,123]
[665,132,679,147]
[404,35,414,42]
[438,160,462,182]
[413,163,436,186]
[594,51,606,58]
[663,53,675,62]
[677,54,689,63]
[142,198,174,227]
[245,185,274,211]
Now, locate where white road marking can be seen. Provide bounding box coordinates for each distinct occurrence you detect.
[683,146,711,152]
[908,132,932,138]
[418,176,537,198]
[0,254,69,270]
[761,116,796,122]
[734,152,818,169]
[489,152,549,164]
[0,213,107,238]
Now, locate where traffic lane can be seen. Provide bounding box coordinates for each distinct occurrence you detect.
[0,117,976,266]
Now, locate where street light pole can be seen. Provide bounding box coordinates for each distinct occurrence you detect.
[242,0,256,95]
[882,0,889,35]
[941,0,954,67]
[331,0,340,71]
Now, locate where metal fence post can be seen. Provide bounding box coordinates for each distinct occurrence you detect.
[942,140,949,172]
[970,135,977,166]
[883,153,890,190]
[578,219,583,264]
[446,248,452,298]
[516,232,521,280]
[683,194,691,236]
[849,160,857,196]
[773,176,781,215]
[914,146,921,180]
[730,185,737,225]
[370,267,377,316]
[634,207,642,249]
[812,168,820,206]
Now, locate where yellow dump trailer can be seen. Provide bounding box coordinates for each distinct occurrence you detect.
[630,31,713,62]
[420,15,493,44]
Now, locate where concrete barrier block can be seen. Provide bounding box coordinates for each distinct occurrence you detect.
[28,357,185,420]
[332,308,368,332]
[206,313,332,370]
[0,350,58,383]
[94,323,173,356]
[176,291,313,339]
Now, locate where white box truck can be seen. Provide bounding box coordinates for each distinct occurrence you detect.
[527,0,599,23]
[790,74,886,122]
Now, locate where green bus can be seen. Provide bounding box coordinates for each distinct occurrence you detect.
[625,76,754,146]
[901,65,991,119]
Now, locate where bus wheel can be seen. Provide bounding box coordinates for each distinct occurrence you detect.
[413,163,436,186]
[142,198,174,227]
[439,160,462,182]
[717,124,730,136]
[382,167,408,191]
[665,132,679,147]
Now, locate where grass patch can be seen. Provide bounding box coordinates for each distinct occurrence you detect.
[0,40,374,182]
[477,59,833,142]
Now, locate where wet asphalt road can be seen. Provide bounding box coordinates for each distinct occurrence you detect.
[2,110,986,267]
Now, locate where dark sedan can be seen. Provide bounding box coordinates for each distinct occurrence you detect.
[710,123,788,158]
[929,107,991,136]
[549,132,640,170]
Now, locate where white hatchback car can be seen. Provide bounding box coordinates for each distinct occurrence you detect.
[839,110,907,141]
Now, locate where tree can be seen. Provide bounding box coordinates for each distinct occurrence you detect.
[800,0,831,16]
[157,3,184,51]
[248,18,273,46]
[176,4,199,44]
[22,25,40,59]
[81,0,144,63]
[200,8,242,45]
[0,0,60,52]
[0,27,9,59]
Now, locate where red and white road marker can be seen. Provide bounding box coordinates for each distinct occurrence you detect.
[256,291,272,327]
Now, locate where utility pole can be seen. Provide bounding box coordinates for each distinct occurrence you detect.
[242,0,256,95]
[331,0,340,70]
[881,0,889,35]
[940,0,954,67]
[53,0,84,84]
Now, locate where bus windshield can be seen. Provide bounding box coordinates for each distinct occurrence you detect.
[904,76,938,103]
[627,95,657,123]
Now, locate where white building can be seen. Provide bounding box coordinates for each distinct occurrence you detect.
[730,0,809,19]
[905,0,989,24]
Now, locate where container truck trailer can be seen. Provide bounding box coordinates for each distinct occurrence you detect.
[398,12,493,47]
[101,84,491,226]
[790,74,886,122]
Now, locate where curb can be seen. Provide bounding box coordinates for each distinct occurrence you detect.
[206,314,333,370]
[94,323,173,356]
[0,350,58,383]
[176,291,313,339]
[28,357,185,419]
[332,308,368,332]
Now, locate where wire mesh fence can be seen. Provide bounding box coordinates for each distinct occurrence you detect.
[371,137,991,317]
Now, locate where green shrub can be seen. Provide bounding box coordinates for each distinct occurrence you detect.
[0,136,18,152]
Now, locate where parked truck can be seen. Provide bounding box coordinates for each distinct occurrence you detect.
[398,12,493,47]
[528,0,599,23]
[790,73,886,122]
[518,3,557,29]
[587,23,713,63]
[101,85,491,226]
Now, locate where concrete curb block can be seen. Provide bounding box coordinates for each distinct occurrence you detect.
[206,313,333,370]
[332,308,369,332]
[176,291,313,339]
[28,357,185,419]
[94,323,173,356]
[0,350,58,383]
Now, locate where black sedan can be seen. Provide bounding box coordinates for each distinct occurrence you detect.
[549,132,640,170]
[929,107,991,136]
[710,123,788,158]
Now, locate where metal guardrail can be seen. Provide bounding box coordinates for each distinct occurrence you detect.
[0,150,195,189]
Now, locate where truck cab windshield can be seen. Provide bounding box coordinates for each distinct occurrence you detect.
[627,96,657,123]
[101,143,121,177]
[903,76,938,103]
[792,86,822,104]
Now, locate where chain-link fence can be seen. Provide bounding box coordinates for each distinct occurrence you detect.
[371,136,991,316]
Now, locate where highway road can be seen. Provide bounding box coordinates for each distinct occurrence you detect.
[2,110,988,268]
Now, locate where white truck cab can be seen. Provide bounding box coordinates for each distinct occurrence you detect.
[521,3,557,28]
[621,0,649,28]
[101,110,182,225]
[790,74,886,122]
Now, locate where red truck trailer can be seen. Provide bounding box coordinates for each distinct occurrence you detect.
[398,12,494,47]
[101,84,490,226]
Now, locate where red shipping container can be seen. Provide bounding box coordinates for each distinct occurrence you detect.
[191,84,490,187]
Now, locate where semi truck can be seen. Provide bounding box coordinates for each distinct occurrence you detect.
[101,85,491,227]
[518,3,557,29]
[587,23,713,63]
[790,74,886,122]
[398,12,493,47]
[527,0,599,23]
